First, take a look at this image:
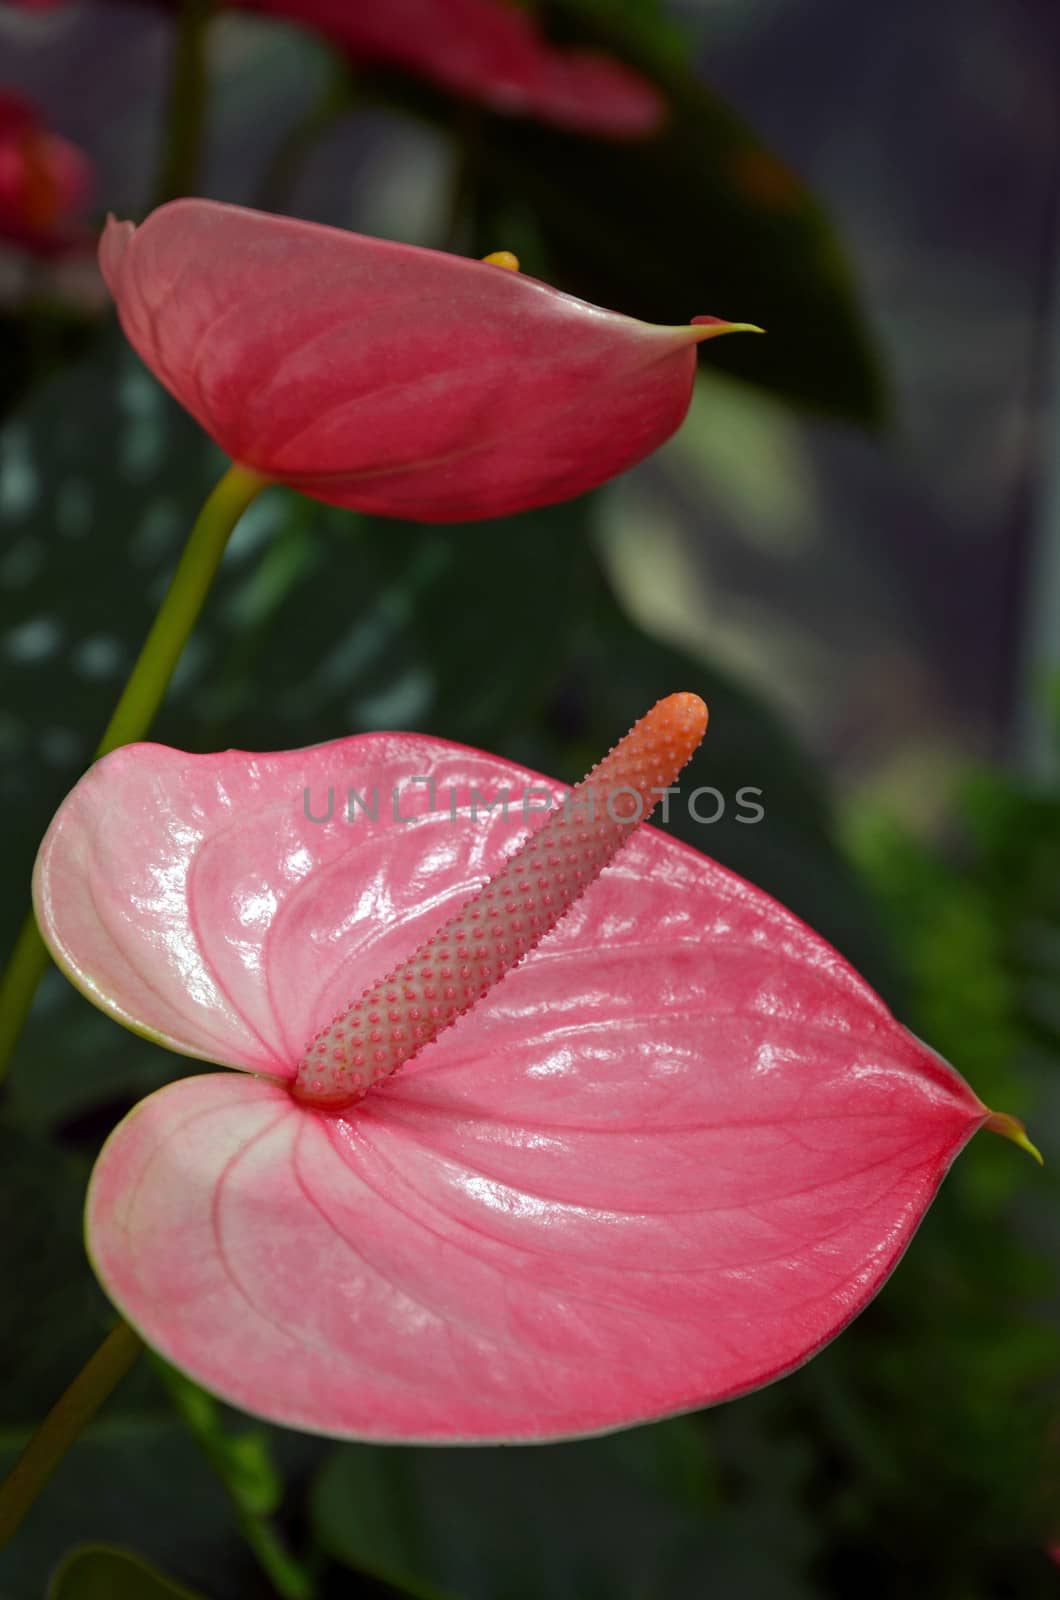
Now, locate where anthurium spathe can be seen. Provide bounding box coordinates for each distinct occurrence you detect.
[13,0,664,138]
[241,0,666,137]
[32,696,1035,1443]
[99,199,754,522]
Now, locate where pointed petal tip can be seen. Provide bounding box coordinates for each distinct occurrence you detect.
[983,1110,1044,1166]
[101,210,133,238]
[691,316,766,341]
[98,211,136,292]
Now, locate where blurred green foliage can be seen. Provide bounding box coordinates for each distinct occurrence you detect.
[310,1419,816,1600]
[48,1544,207,1600]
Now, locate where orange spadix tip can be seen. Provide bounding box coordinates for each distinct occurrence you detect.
[647,691,708,746]
[482,250,520,271]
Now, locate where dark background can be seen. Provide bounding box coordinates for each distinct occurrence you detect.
[1,1,1058,1595]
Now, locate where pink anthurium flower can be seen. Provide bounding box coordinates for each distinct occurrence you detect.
[241,0,666,137]
[99,199,755,523]
[12,0,663,137]
[33,695,1037,1443]
[0,91,93,256]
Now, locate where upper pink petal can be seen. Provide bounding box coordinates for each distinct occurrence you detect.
[98,200,707,521]
[522,49,666,138]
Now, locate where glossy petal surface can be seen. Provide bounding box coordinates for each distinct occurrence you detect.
[98,200,726,521]
[40,734,989,1440]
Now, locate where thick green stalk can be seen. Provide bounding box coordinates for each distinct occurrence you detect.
[155,0,214,206]
[0,463,269,1084]
[0,918,50,1083]
[0,1323,143,1549]
[94,465,268,755]
[253,63,353,215]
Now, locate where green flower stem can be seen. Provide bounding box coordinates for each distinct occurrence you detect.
[155,0,214,206]
[0,917,51,1088]
[0,463,270,1085]
[0,1329,316,1599]
[254,62,353,215]
[158,1365,317,1600]
[444,102,485,255]
[0,1323,143,1550]
[0,460,305,1586]
[94,464,269,756]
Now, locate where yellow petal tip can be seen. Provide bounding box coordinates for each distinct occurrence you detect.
[983,1110,1044,1166]
[691,317,765,341]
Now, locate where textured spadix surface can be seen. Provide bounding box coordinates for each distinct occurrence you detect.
[99,199,747,522]
[35,730,991,1441]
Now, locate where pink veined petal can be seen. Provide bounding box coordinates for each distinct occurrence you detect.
[85,999,985,1442]
[42,734,993,1441]
[97,200,731,522]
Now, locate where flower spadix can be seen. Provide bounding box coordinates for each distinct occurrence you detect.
[34,697,1031,1443]
[99,199,756,522]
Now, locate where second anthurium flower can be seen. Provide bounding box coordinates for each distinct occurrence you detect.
[34,697,1037,1443]
[0,91,93,257]
[100,199,756,521]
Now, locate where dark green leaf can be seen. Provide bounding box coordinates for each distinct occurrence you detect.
[0,1123,114,1426]
[47,1543,207,1600]
[542,556,898,993]
[0,309,98,426]
[0,1422,263,1600]
[356,7,882,421]
[311,1418,816,1600]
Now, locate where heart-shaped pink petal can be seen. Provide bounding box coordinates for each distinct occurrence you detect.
[39,732,994,1440]
[98,200,749,522]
